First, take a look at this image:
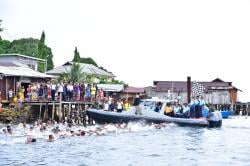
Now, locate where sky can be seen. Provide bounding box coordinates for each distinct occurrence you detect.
[1,0,250,101]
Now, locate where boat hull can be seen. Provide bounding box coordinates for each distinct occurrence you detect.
[86,109,222,128]
[220,111,234,119]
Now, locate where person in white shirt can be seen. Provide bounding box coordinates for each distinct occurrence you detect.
[116,99,123,113]
[104,100,109,111]
[57,81,64,101]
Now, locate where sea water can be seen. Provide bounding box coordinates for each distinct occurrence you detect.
[0,116,250,166]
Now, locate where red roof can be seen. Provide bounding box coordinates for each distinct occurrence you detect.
[123,87,145,93]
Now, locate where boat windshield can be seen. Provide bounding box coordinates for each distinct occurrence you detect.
[140,100,166,113]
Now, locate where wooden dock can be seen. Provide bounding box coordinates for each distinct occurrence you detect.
[17,100,97,125]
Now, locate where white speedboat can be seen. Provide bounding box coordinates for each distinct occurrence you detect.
[86,98,222,128]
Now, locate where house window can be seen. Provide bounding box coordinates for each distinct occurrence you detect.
[28,64,35,70]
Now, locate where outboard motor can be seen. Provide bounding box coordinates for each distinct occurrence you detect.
[207,111,222,128]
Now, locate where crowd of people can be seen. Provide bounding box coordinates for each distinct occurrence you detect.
[7,80,105,103]
[163,96,207,118]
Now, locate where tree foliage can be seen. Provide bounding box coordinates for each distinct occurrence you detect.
[73,47,81,62]
[0,31,54,72]
[71,47,98,66]
[59,62,85,83]
[38,31,48,72]
[7,38,39,56]
[0,39,11,54]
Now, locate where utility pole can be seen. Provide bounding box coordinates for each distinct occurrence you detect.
[44,55,49,73]
[187,76,191,103]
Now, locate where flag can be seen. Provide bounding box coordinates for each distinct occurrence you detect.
[192,81,205,96]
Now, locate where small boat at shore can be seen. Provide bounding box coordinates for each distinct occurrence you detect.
[202,109,234,119]
[220,110,234,119]
[87,98,222,128]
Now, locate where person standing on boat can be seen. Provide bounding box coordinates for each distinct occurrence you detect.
[134,95,142,115]
[198,96,205,118]
[116,99,123,113]
[194,96,200,118]
[189,97,196,118]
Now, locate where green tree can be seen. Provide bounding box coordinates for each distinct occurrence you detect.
[81,57,98,66]
[38,31,47,72]
[73,47,80,62]
[46,47,54,70]
[71,47,98,66]
[3,36,54,72]
[8,38,39,56]
[0,39,11,53]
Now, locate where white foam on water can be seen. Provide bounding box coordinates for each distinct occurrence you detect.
[0,121,175,145]
[223,116,250,129]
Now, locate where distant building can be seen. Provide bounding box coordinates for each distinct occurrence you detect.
[0,62,53,100]
[145,78,241,104]
[97,84,124,98]
[120,87,145,101]
[46,61,115,79]
[0,53,45,71]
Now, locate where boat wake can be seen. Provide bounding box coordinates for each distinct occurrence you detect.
[0,122,176,145]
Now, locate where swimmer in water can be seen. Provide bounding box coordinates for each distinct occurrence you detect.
[7,125,12,134]
[26,136,37,144]
[1,128,7,134]
[47,134,55,142]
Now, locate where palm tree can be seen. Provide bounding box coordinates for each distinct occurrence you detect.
[60,62,85,83]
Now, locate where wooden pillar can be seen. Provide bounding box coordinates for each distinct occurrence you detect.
[52,102,55,120]
[43,102,48,120]
[13,77,16,97]
[39,102,42,120]
[5,77,7,100]
[59,94,62,122]
[68,102,71,120]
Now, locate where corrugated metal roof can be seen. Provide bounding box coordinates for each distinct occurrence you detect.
[0,66,55,78]
[123,87,145,93]
[46,62,115,77]
[0,53,46,62]
[0,62,19,67]
[97,84,124,92]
